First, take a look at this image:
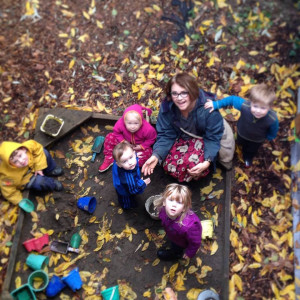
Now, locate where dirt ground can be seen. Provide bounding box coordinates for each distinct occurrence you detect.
[9,117,229,299]
[1,0,298,298]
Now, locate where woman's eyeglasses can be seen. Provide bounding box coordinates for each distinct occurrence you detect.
[171,91,189,98]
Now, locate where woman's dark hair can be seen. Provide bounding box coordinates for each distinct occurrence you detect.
[165,73,200,102]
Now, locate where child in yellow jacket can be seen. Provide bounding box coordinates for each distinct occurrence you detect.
[0,140,63,205]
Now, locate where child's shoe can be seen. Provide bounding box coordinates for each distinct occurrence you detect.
[98,159,113,172]
[46,167,64,177]
[54,180,63,191]
[157,249,182,261]
[244,159,252,168]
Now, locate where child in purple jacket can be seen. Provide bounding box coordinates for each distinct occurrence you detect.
[99,104,157,172]
[154,183,202,260]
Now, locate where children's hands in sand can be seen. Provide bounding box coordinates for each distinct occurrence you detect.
[35,170,44,176]
[204,99,214,113]
[143,178,151,185]
[142,156,158,176]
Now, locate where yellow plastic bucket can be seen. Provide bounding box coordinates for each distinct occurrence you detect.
[201,220,214,239]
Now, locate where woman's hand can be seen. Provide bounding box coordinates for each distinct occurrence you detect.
[35,170,44,176]
[142,156,158,176]
[204,99,214,113]
[187,161,210,178]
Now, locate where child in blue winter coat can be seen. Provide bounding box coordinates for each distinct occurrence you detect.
[112,141,151,209]
[205,83,279,167]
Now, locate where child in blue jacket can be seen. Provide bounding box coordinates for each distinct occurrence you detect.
[205,84,279,167]
[112,141,151,209]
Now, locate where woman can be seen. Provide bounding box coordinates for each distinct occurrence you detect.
[142,72,224,182]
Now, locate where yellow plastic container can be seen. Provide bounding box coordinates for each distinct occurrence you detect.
[201,220,214,239]
[40,114,64,137]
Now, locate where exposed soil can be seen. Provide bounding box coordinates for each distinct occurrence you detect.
[0,0,299,298]
[9,118,229,299]
[42,118,63,136]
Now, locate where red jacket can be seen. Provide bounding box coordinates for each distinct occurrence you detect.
[113,104,157,149]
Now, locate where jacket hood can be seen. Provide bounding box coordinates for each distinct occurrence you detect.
[0,141,26,165]
[123,104,152,122]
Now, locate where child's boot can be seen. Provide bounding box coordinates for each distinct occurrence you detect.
[46,166,64,176]
[157,248,183,261]
[98,157,114,172]
[54,180,63,191]
[244,159,252,168]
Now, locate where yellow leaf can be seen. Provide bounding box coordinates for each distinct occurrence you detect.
[187,288,202,299]
[74,215,78,227]
[143,290,151,297]
[217,0,228,8]
[174,271,186,291]
[232,262,244,272]
[132,84,139,93]
[5,122,16,128]
[96,20,103,29]
[258,66,267,73]
[248,263,261,268]
[78,34,89,42]
[153,4,161,11]
[115,73,122,83]
[201,181,216,195]
[141,242,149,251]
[105,125,114,131]
[15,276,22,288]
[83,11,90,20]
[264,243,279,251]
[97,101,105,112]
[69,59,75,69]
[236,59,245,70]
[272,150,282,156]
[169,263,179,281]
[144,7,153,13]
[15,261,21,272]
[251,211,261,227]
[233,274,243,292]
[196,257,202,267]
[61,9,75,18]
[271,282,280,298]
[188,265,198,274]
[89,216,97,223]
[206,56,215,67]
[210,240,218,255]
[249,51,259,56]
[152,258,160,266]
[31,211,39,222]
[252,251,262,263]
[202,20,213,26]
[3,97,12,102]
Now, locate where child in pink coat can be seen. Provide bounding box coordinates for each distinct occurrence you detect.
[99,104,157,172]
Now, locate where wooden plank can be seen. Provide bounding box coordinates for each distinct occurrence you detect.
[34,108,92,148]
[1,191,28,300]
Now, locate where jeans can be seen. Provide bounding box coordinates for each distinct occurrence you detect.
[25,149,57,192]
[237,134,262,162]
